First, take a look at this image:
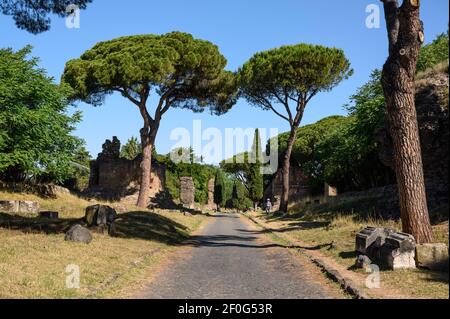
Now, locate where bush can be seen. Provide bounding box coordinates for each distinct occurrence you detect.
[417,32,449,72]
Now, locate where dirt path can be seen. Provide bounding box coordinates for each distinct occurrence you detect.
[137,213,345,299]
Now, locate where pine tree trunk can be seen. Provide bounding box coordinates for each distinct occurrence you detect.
[279,127,298,213]
[381,0,433,243]
[137,127,157,208]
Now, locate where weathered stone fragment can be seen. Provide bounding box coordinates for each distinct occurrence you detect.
[65,225,93,244]
[180,177,195,207]
[85,204,117,227]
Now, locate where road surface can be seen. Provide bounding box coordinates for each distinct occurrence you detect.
[138,213,342,299]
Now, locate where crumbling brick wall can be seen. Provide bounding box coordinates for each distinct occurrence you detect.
[88,137,165,201]
[264,165,311,210]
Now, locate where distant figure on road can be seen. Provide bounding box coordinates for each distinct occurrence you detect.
[265,198,272,214]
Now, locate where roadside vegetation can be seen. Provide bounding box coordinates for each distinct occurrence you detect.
[246,206,448,299]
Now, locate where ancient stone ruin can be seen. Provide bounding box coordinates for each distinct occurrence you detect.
[179,177,195,208]
[206,179,216,210]
[87,137,165,202]
[264,165,311,211]
[0,200,40,217]
[376,70,449,212]
[355,227,416,270]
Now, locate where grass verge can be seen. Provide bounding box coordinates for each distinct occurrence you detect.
[246,201,449,299]
[0,190,209,298]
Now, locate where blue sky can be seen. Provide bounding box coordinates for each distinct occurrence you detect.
[1,0,448,162]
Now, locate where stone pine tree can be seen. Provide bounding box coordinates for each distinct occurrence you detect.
[120,136,141,160]
[62,32,237,208]
[248,129,264,210]
[0,0,92,34]
[214,170,226,211]
[380,0,433,243]
[238,44,352,213]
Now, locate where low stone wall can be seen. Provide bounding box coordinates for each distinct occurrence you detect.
[295,183,447,219]
[0,200,40,217]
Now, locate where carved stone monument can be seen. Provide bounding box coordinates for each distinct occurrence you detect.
[355,227,416,270]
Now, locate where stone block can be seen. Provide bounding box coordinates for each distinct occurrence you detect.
[385,231,416,252]
[18,201,40,216]
[355,255,372,269]
[380,244,416,270]
[0,200,19,213]
[416,243,449,272]
[85,204,117,227]
[355,227,386,254]
[355,227,416,270]
[0,200,39,216]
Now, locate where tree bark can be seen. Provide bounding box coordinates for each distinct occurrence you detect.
[381,0,433,243]
[279,127,298,213]
[136,116,159,208]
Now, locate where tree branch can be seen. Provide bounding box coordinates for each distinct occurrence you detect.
[251,95,291,123]
[115,87,154,128]
[114,87,141,107]
[381,0,400,55]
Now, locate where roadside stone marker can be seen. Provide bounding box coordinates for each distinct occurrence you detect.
[180,177,195,208]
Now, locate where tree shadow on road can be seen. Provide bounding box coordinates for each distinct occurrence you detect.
[182,230,333,250]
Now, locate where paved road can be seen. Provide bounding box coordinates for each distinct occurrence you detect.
[139,213,339,299]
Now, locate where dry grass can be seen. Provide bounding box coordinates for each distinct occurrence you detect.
[416,59,449,85]
[254,203,449,299]
[0,191,209,298]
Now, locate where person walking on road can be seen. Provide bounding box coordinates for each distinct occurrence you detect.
[265,198,272,214]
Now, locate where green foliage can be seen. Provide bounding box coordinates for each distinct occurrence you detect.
[120,136,141,160]
[156,150,216,204]
[62,32,237,115]
[220,129,263,206]
[64,144,91,191]
[269,70,395,193]
[0,0,92,34]
[238,43,353,114]
[229,181,252,211]
[316,71,396,191]
[417,32,449,72]
[214,170,226,208]
[0,46,82,184]
[248,129,263,205]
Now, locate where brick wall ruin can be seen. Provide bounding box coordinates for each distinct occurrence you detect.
[264,165,311,211]
[87,137,165,201]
